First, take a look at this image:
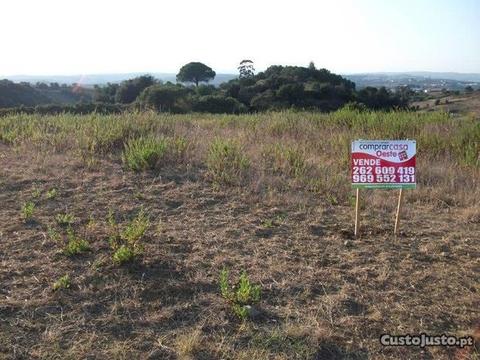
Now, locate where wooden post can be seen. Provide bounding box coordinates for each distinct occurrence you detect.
[394,188,404,236]
[354,188,360,237]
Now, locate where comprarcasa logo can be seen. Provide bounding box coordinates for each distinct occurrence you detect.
[380,333,474,348]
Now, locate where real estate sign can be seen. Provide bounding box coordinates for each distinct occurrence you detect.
[351,140,416,189]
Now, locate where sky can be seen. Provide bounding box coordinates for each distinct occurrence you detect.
[1,0,479,76]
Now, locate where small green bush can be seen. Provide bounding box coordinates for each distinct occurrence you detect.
[220,269,261,320]
[53,274,71,291]
[21,201,35,222]
[207,138,250,185]
[192,95,247,114]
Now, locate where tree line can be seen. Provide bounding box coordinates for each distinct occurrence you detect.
[92,61,409,114]
[1,61,411,115]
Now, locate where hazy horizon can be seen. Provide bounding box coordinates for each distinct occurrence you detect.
[3,70,480,78]
[2,0,479,76]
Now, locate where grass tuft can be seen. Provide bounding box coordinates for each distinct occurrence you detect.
[207,138,250,185]
[122,136,188,171]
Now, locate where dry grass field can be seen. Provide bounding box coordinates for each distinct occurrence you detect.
[0,109,479,359]
[412,91,480,117]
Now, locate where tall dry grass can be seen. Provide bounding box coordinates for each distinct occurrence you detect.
[0,109,478,208]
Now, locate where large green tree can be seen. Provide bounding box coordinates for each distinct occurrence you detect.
[137,84,191,112]
[176,62,216,87]
[238,59,255,79]
[115,75,156,104]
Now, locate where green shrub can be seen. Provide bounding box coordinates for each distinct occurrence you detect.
[192,95,247,114]
[53,274,71,291]
[207,138,250,185]
[21,201,35,222]
[220,269,261,320]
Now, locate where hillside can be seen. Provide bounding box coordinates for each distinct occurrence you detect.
[2,73,237,87]
[0,80,51,107]
[345,73,480,91]
[0,110,478,359]
[412,90,480,116]
[0,80,92,108]
[5,71,480,89]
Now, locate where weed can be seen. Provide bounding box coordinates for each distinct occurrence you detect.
[107,208,117,228]
[52,274,71,291]
[46,188,57,199]
[112,245,136,265]
[207,138,250,185]
[63,227,90,256]
[86,213,97,231]
[21,201,35,222]
[220,269,261,320]
[31,187,41,199]
[261,219,275,228]
[110,209,150,265]
[56,212,75,227]
[120,208,149,245]
[47,226,61,242]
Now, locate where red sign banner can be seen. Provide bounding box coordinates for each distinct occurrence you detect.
[351,140,416,189]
